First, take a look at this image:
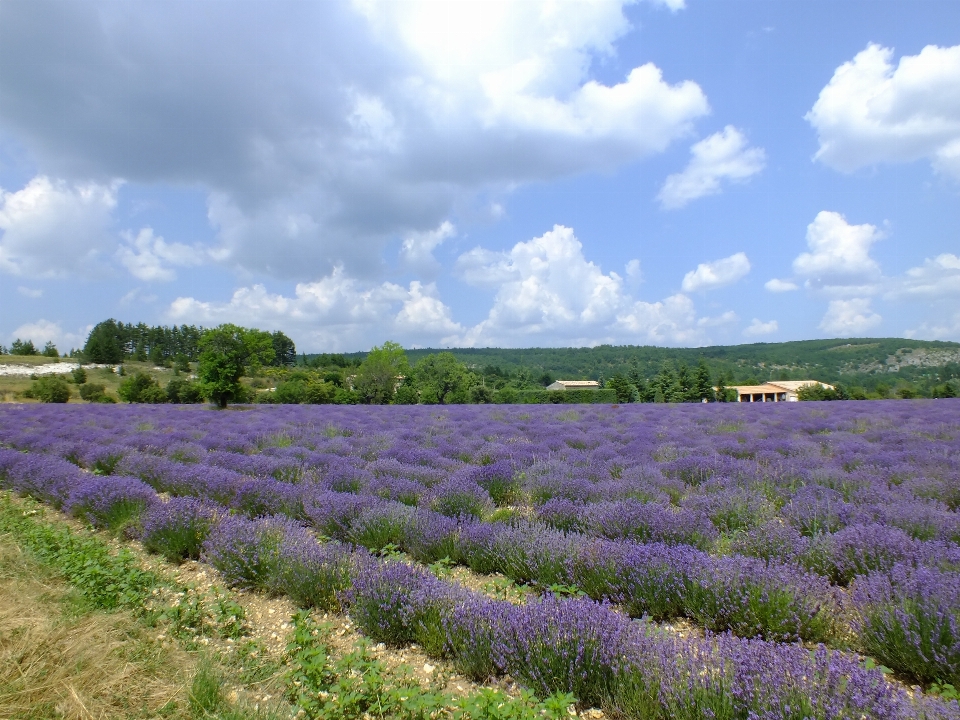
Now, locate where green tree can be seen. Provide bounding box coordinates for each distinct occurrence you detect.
[607,373,639,403]
[25,376,71,403]
[196,324,275,408]
[118,372,167,403]
[83,320,125,363]
[270,331,297,367]
[71,366,88,384]
[693,358,716,402]
[166,378,204,404]
[10,338,38,356]
[79,383,115,403]
[41,341,59,358]
[354,341,409,404]
[410,352,478,404]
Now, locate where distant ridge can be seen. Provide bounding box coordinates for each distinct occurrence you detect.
[318,338,960,387]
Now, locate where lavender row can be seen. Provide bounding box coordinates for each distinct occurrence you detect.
[3,402,959,555]
[3,439,957,649]
[3,445,960,702]
[193,512,959,719]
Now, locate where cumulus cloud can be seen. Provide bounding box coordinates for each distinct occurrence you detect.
[454,225,723,347]
[743,318,778,337]
[764,278,798,292]
[0,0,709,281]
[8,319,87,350]
[658,126,766,209]
[167,267,462,351]
[894,253,960,298]
[792,211,882,292]
[906,311,960,341]
[115,227,206,281]
[807,43,960,179]
[0,176,118,277]
[171,224,736,351]
[399,221,455,275]
[818,298,882,336]
[681,252,751,292]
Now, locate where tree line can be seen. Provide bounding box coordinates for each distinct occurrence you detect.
[80,319,296,368]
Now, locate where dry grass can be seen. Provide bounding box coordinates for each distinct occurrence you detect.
[0,538,195,719]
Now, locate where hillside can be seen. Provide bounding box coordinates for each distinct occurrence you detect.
[329,338,960,390]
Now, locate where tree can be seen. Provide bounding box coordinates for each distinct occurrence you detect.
[607,373,638,403]
[270,331,297,366]
[410,352,478,404]
[715,375,730,403]
[10,339,38,356]
[118,372,167,403]
[693,358,716,402]
[354,341,409,404]
[83,320,125,363]
[25,376,71,403]
[41,341,59,358]
[196,324,275,408]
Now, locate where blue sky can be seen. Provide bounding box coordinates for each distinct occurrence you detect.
[2,0,959,352]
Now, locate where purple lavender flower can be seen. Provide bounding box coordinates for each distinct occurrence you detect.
[852,564,960,686]
[65,474,157,532]
[140,496,220,562]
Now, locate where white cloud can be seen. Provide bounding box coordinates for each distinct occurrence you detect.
[764,278,798,292]
[0,176,118,277]
[743,318,778,336]
[792,211,882,291]
[169,224,738,350]
[807,43,960,179]
[9,319,87,350]
[400,221,455,274]
[657,126,766,209]
[394,281,464,338]
[167,267,461,351]
[906,311,960,341]
[681,252,751,292]
[0,1,709,281]
[454,225,726,347]
[115,227,206,282]
[818,298,881,336]
[625,259,642,280]
[17,286,42,298]
[698,310,739,328]
[894,253,960,298]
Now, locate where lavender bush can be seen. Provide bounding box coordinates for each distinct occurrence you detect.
[853,564,960,686]
[140,497,219,562]
[65,475,157,532]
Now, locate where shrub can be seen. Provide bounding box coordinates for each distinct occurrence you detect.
[501,596,634,707]
[347,503,415,552]
[571,539,697,621]
[684,556,838,643]
[166,377,204,403]
[118,372,167,403]
[26,376,71,403]
[140,497,219,563]
[201,515,295,591]
[273,526,356,611]
[79,382,115,402]
[427,478,492,519]
[71,366,87,384]
[852,565,960,686]
[471,461,519,505]
[348,560,462,648]
[66,475,157,533]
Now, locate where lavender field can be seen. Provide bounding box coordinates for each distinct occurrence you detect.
[3,400,960,718]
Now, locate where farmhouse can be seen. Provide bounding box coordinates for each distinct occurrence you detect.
[727,380,834,403]
[546,380,600,391]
